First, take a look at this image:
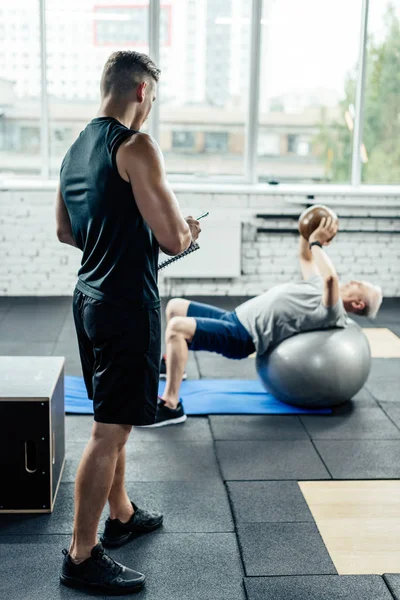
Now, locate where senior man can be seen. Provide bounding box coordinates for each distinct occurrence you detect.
[152,217,382,427]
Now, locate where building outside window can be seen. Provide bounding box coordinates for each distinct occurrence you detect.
[172,131,196,151]
[204,131,229,153]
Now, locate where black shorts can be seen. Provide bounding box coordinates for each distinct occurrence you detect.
[72,288,161,425]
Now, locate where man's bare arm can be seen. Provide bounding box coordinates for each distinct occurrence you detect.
[55,185,79,248]
[117,133,193,255]
[299,236,320,280]
[308,217,340,307]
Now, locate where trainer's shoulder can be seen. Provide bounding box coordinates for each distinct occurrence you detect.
[123,132,160,158]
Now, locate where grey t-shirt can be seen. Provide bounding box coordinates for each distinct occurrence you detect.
[235,276,348,355]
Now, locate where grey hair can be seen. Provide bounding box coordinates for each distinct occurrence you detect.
[360,281,383,319]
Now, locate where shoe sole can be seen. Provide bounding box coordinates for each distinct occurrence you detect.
[138,414,187,428]
[60,574,145,595]
[100,519,164,548]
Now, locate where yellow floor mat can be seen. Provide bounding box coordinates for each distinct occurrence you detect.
[299,480,400,575]
[362,328,400,358]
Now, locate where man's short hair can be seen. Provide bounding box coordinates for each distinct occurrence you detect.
[100,50,160,97]
[358,281,383,318]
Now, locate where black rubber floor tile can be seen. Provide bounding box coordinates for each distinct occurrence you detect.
[245,575,393,599]
[350,314,376,328]
[0,298,12,322]
[389,325,400,337]
[227,481,314,523]
[124,480,234,533]
[63,441,221,482]
[350,387,379,405]
[196,351,257,379]
[380,403,400,430]
[63,360,83,377]
[182,351,200,379]
[0,300,69,342]
[301,407,400,440]
[0,479,233,535]
[374,299,400,323]
[0,297,13,309]
[314,439,400,479]
[330,389,379,416]
[0,342,55,356]
[56,313,77,343]
[52,340,79,360]
[209,415,308,441]
[12,297,71,309]
[216,441,330,480]
[369,359,400,379]
[0,533,245,600]
[66,415,213,442]
[384,574,400,600]
[366,377,400,403]
[237,522,336,576]
[117,532,246,599]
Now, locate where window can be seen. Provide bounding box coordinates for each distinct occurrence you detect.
[361,1,400,183]
[158,0,251,178]
[0,2,41,177]
[2,0,399,186]
[204,131,228,153]
[45,0,150,177]
[258,132,280,156]
[94,5,170,47]
[172,131,196,151]
[257,0,362,184]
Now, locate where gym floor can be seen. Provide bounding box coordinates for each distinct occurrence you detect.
[0,296,400,599]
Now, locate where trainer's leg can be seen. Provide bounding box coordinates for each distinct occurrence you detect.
[165,298,190,323]
[162,316,196,408]
[107,445,134,522]
[69,422,131,563]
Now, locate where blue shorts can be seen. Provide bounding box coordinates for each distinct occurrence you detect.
[187,301,255,359]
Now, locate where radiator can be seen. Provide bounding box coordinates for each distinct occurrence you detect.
[160,219,241,278]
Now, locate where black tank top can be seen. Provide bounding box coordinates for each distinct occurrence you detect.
[60,117,160,309]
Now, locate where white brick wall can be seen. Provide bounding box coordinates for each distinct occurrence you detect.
[0,188,399,297]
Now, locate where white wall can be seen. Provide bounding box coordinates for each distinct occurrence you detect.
[0,187,399,297]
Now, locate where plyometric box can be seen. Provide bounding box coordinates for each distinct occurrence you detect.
[0,357,65,513]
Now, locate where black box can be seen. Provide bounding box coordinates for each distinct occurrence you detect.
[0,357,65,513]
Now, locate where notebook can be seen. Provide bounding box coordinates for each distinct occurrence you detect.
[158,241,200,271]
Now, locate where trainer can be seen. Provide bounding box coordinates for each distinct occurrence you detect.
[56,50,201,594]
[156,218,382,426]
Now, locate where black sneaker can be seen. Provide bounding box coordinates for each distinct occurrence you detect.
[140,398,187,428]
[100,501,163,548]
[159,356,187,380]
[60,542,145,595]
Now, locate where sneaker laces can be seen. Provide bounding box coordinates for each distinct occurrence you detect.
[97,547,123,576]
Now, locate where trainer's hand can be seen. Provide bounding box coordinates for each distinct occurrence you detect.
[185,216,201,242]
[309,216,338,246]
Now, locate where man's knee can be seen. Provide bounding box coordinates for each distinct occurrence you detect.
[166,298,189,321]
[91,422,132,450]
[166,316,196,343]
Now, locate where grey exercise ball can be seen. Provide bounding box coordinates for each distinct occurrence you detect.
[256,320,371,408]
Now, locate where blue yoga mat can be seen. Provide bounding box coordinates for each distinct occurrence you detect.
[65,376,331,415]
